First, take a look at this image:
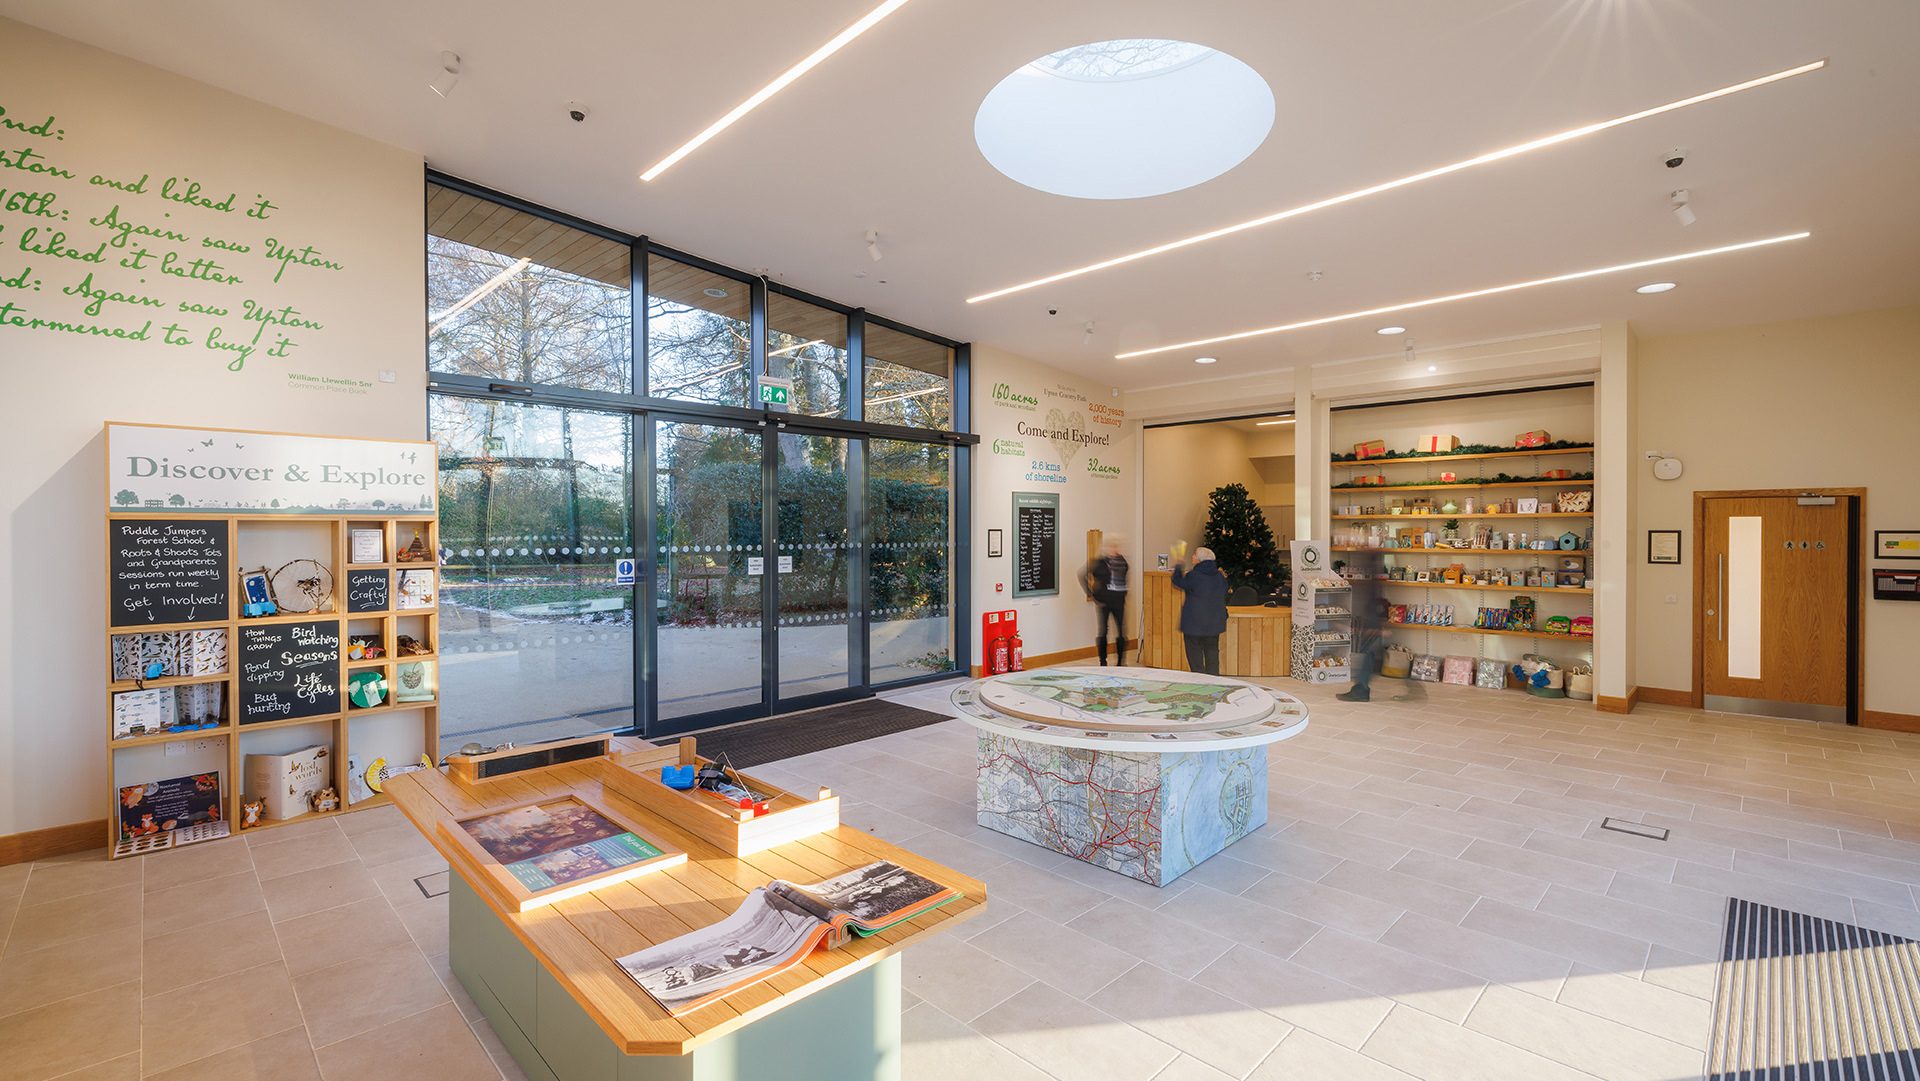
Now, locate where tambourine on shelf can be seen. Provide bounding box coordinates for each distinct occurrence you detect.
[270,559,335,613]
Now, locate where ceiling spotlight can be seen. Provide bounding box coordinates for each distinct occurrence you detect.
[1194,356,1217,365]
[703,286,730,298]
[1427,364,1438,373]
[429,51,462,97]
[1636,281,1678,294]
[866,228,883,263]
[1670,189,1696,227]
[1376,325,1406,335]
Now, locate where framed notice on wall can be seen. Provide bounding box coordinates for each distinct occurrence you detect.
[1013,492,1060,599]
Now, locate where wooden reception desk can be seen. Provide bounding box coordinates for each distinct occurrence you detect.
[1139,570,1291,677]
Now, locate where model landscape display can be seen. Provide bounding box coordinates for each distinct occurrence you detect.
[955,666,1309,885]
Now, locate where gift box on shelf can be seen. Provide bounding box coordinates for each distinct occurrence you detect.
[1354,439,1388,460]
[1438,471,1457,483]
[1353,475,1386,486]
[1441,656,1474,685]
[1474,658,1507,691]
[245,745,330,821]
[1542,468,1572,479]
[1409,655,1443,682]
[1416,435,1460,453]
[1514,429,1552,448]
[1556,490,1592,513]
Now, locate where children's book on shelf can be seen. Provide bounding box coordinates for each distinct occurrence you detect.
[617,860,959,1015]
[118,772,226,855]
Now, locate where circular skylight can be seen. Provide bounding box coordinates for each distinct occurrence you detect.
[975,38,1273,200]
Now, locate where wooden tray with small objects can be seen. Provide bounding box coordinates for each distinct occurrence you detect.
[594,737,840,857]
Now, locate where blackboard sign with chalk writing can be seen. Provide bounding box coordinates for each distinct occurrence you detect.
[238,620,339,723]
[345,569,389,614]
[1014,492,1059,599]
[110,519,229,627]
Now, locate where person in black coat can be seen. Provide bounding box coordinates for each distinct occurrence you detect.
[1080,536,1131,666]
[1171,546,1229,675]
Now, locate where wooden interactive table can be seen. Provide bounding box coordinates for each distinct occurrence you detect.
[387,737,985,1081]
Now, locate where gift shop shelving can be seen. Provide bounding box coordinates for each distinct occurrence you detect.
[104,423,440,859]
[1326,426,1598,696]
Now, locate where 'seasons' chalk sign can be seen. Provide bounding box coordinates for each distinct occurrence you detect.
[0,94,343,373]
[106,423,435,515]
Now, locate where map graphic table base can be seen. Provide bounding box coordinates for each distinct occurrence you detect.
[975,733,1268,886]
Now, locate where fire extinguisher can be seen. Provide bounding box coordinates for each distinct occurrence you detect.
[990,635,1010,674]
[1009,631,1024,671]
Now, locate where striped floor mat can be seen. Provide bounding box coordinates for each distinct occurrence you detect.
[1710,898,1920,1080]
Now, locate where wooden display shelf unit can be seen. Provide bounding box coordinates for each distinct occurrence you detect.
[596,737,841,857]
[1333,445,1595,467]
[104,423,439,859]
[1333,479,1594,493]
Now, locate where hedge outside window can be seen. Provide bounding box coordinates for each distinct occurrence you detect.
[864,323,953,429]
[868,439,955,681]
[647,254,751,407]
[426,183,631,393]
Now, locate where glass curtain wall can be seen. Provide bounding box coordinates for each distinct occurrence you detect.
[433,397,636,747]
[425,176,968,749]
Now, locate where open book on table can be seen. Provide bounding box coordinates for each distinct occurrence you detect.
[616,860,958,1016]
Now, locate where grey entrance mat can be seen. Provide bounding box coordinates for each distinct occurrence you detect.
[657,698,953,769]
[1710,897,1920,1080]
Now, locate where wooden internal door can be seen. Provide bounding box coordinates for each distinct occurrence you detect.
[1700,496,1851,716]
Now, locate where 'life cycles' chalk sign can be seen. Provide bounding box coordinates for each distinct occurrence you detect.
[106,423,436,515]
[110,518,228,626]
[238,620,339,722]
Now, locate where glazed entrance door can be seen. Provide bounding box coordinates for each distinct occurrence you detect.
[1700,495,1853,721]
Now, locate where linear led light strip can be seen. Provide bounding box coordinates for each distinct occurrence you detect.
[968,60,1826,305]
[1114,232,1810,359]
[641,0,915,181]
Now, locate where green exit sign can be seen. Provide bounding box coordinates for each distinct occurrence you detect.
[759,379,792,407]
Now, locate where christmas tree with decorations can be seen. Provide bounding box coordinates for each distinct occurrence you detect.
[1200,482,1283,594]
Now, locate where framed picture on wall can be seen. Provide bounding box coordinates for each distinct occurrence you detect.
[1648,529,1682,564]
[1874,530,1920,560]
[987,528,1003,558]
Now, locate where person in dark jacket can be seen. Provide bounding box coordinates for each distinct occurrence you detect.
[1171,546,1229,675]
[1081,536,1130,666]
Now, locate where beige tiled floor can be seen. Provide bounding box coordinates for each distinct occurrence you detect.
[8,678,1920,1081]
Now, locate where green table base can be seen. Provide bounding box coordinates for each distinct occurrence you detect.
[448,877,902,1081]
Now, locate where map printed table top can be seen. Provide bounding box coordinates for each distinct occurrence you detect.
[953,666,1310,752]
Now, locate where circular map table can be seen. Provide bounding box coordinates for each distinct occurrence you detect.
[953,666,1309,886]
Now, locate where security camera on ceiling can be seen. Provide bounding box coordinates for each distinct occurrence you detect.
[566,101,589,123]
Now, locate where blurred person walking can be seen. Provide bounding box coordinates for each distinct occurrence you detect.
[1081,535,1131,666]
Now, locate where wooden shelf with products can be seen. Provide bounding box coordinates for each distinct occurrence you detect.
[1387,622,1596,642]
[1332,512,1592,521]
[104,423,440,860]
[1332,446,1595,467]
[1334,547,1592,556]
[1377,581,1592,596]
[1333,479,1593,493]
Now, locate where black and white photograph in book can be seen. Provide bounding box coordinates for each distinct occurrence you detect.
[616,883,824,1015]
[797,859,955,923]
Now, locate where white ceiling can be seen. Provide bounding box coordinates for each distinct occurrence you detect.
[9,0,1917,389]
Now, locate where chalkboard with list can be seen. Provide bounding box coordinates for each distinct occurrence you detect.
[238,620,340,723]
[110,519,230,627]
[1013,492,1060,599]
[345,569,389,613]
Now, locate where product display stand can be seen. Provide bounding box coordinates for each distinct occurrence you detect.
[104,423,439,856]
[1290,540,1351,684]
[1328,441,1597,691]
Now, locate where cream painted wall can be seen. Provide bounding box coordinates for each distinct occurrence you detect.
[971,345,1135,662]
[1633,305,1920,715]
[0,19,425,834]
[1140,424,1265,571]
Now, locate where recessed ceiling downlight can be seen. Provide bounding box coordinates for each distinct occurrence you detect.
[1377,325,1406,335]
[975,39,1273,200]
[1636,281,1678,294]
[1194,356,1218,365]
